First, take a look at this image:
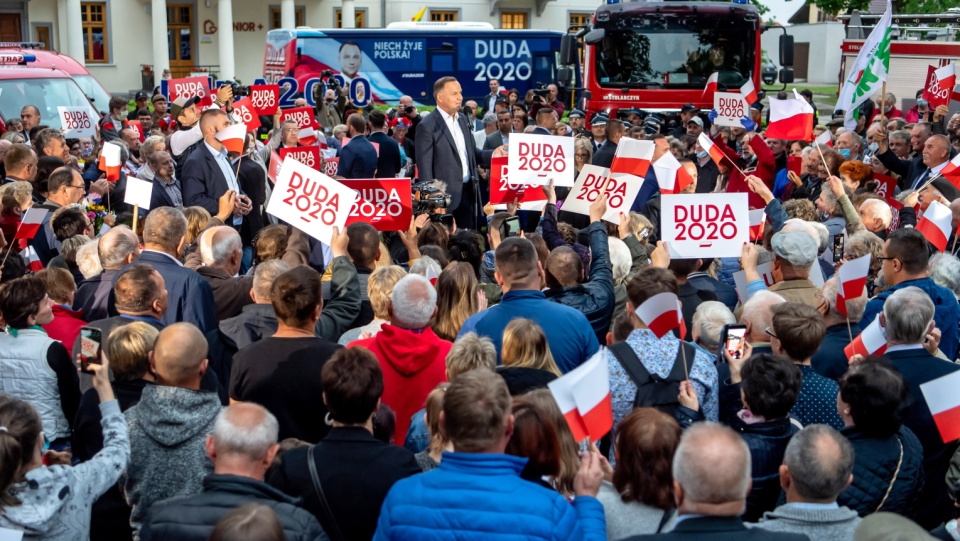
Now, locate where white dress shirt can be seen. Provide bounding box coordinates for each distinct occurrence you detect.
[437,107,470,182]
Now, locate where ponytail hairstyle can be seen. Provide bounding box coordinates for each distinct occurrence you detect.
[0,394,43,509]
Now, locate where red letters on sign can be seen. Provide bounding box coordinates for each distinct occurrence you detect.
[489,156,547,205]
[280,171,342,226]
[574,172,630,209]
[340,179,414,231]
[232,97,262,133]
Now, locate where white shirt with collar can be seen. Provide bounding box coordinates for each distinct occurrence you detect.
[142,249,183,267]
[437,107,470,183]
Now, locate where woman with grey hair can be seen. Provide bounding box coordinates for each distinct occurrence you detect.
[75,239,104,279]
[815,177,851,236]
[691,301,735,355]
[929,253,960,301]
[841,230,884,296]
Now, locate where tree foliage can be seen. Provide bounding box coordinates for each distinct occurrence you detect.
[810,0,953,16]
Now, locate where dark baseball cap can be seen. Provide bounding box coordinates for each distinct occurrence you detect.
[680,103,699,114]
[171,96,201,120]
[135,91,149,101]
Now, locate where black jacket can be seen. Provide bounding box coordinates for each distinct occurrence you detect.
[267,427,421,541]
[197,266,255,321]
[837,425,924,519]
[876,149,927,190]
[811,323,857,381]
[496,366,557,396]
[237,156,267,246]
[687,272,737,312]
[592,140,615,168]
[678,281,718,341]
[140,474,328,541]
[73,269,119,322]
[338,136,379,179]
[149,177,181,210]
[180,142,234,216]
[368,132,402,179]
[625,515,809,540]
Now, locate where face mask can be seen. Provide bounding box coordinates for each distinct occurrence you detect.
[80,147,93,159]
[868,142,879,155]
[696,150,708,159]
[838,148,851,159]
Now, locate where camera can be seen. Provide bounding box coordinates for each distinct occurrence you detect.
[412,180,452,214]
[230,83,250,97]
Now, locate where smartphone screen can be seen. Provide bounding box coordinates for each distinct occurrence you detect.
[833,234,845,262]
[725,325,747,360]
[503,216,520,238]
[79,327,102,374]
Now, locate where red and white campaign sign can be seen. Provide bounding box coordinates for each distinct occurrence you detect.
[923,63,956,109]
[232,97,262,133]
[57,106,95,138]
[488,156,548,209]
[128,120,144,142]
[323,158,339,177]
[168,76,212,107]
[507,133,575,187]
[340,179,413,231]
[562,164,642,224]
[661,193,749,258]
[280,146,321,171]
[713,92,748,128]
[250,85,281,115]
[280,106,319,146]
[268,149,282,184]
[266,155,358,244]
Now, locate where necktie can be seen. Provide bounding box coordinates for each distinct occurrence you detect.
[914,168,931,190]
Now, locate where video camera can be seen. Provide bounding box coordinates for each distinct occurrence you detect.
[531,83,550,103]
[230,83,250,97]
[412,180,452,215]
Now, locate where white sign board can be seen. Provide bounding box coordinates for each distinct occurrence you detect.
[266,155,358,244]
[561,165,643,225]
[661,193,749,258]
[123,177,153,209]
[507,133,575,187]
[58,106,96,138]
[713,92,749,128]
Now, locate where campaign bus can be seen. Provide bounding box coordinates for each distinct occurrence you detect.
[262,22,567,108]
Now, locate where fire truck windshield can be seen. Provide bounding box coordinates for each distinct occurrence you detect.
[594,15,755,89]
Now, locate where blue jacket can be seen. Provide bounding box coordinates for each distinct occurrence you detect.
[837,425,924,519]
[811,323,857,381]
[115,251,217,333]
[459,290,600,374]
[338,135,379,179]
[373,452,606,541]
[860,277,960,360]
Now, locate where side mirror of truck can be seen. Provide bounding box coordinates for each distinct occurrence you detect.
[557,67,573,87]
[560,34,578,66]
[584,28,606,45]
[779,35,794,67]
[779,68,795,84]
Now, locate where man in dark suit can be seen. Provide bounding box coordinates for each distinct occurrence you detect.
[875,122,937,190]
[367,110,402,179]
[180,109,253,222]
[73,226,141,322]
[591,119,623,168]
[531,107,557,136]
[194,226,255,321]
[338,113,378,179]
[115,207,217,333]
[880,287,960,529]
[625,423,808,541]
[29,166,87,265]
[148,151,182,209]
[687,259,737,312]
[483,110,513,151]
[480,78,502,116]
[415,76,494,230]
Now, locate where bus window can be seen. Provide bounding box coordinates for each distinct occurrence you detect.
[532,53,554,86]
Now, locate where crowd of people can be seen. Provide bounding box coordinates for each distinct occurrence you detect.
[1,74,960,541]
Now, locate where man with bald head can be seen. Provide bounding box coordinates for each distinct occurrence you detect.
[123,322,223,535]
[180,108,252,220]
[196,225,254,320]
[139,402,325,541]
[628,423,808,541]
[876,122,942,189]
[73,225,141,321]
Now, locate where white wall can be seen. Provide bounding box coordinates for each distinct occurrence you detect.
[28,0,600,93]
[761,22,844,85]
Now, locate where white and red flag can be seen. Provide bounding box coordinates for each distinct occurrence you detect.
[635,292,683,339]
[740,79,758,105]
[940,153,960,192]
[14,208,48,241]
[698,133,726,167]
[844,314,887,360]
[610,137,655,178]
[920,370,960,443]
[916,199,953,252]
[548,350,612,442]
[764,91,814,141]
[702,72,719,97]
[425,264,439,286]
[19,245,43,272]
[815,130,834,148]
[98,142,122,181]
[652,152,695,195]
[836,253,870,317]
[216,123,247,155]
[749,209,766,241]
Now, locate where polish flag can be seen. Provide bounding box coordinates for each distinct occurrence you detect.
[765,92,814,142]
[13,208,48,241]
[298,127,318,147]
[216,123,247,155]
[916,199,953,252]
[749,209,766,241]
[19,245,43,272]
[702,72,719,97]
[836,253,870,317]
[815,130,834,148]
[920,370,960,443]
[740,79,758,105]
[652,152,695,194]
[610,137,655,178]
[547,350,613,442]
[268,149,282,185]
[425,264,439,286]
[635,292,683,339]
[98,142,122,181]
[844,314,887,360]
[940,153,960,191]
[698,133,726,167]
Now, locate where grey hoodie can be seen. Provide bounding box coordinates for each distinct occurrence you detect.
[121,385,222,537]
[0,400,129,541]
[754,502,861,541]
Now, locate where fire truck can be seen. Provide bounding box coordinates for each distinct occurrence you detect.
[838,11,960,112]
[558,0,795,126]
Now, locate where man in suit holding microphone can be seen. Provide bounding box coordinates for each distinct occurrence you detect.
[416,76,494,230]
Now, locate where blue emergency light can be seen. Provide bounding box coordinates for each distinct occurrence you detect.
[0,53,37,65]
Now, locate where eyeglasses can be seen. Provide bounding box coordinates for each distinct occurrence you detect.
[877,256,897,263]
[64,183,85,191]
[764,327,778,340]
[576,153,589,158]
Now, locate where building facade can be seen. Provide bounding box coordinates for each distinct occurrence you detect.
[2,0,600,94]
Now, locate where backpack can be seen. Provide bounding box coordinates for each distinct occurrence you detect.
[608,340,694,416]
